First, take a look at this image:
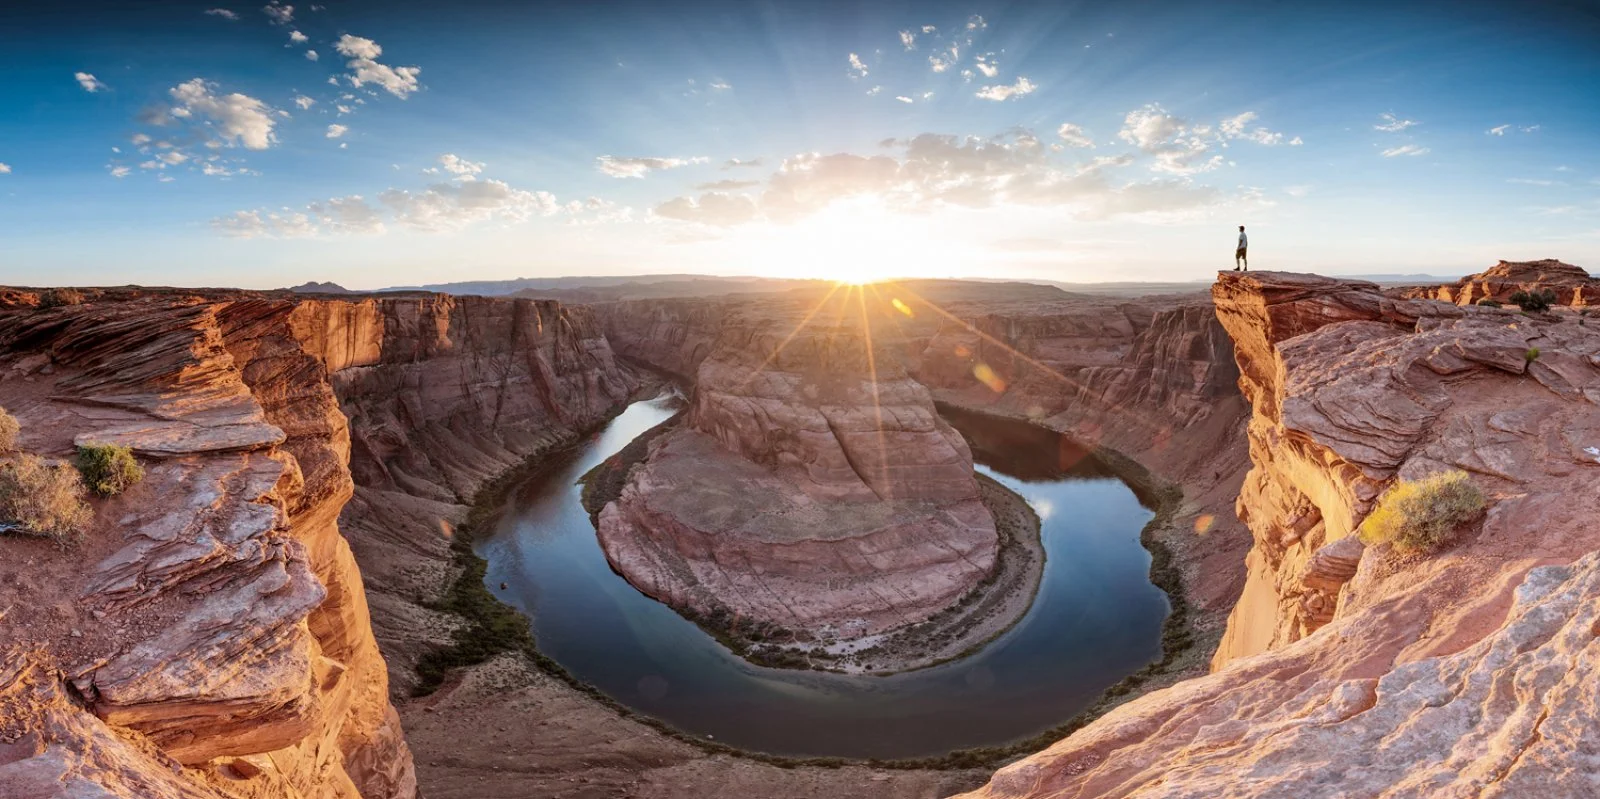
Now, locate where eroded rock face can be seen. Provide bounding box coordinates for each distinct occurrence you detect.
[957,268,1600,798]
[0,288,635,798]
[0,293,415,798]
[1401,258,1598,307]
[598,298,998,639]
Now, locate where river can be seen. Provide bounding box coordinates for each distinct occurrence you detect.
[476,392,1168,759]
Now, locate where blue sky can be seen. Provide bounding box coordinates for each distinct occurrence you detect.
[2,0,1598,288]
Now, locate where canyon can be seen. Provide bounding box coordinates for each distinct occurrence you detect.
[2,258,1596,798]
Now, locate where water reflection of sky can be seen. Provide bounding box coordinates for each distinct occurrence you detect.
[477,395,1166,759]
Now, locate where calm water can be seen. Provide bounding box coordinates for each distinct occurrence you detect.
[477,394,1166,759]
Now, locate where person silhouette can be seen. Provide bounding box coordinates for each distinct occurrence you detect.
[1234,226,1248,271]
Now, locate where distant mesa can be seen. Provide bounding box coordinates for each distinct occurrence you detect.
[1395,258,1596,307]
[286,281,353,294]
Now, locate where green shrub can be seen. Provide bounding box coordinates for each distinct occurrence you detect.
[1508,289,1556,312]
[0,407,17,452]
[38,288,86,308]
[1359,470,1486,554]
[74,443,144,497]
[1475,298,1501,308]
[1525,347,1541,365]
[0,454,93,541]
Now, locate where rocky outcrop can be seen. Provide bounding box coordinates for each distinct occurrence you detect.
[1401,258,1598,307]
[0,288,635,798]
[957,268,1600,798]
[597,300,997,640]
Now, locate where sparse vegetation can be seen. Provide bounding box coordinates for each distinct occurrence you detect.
[1475,298,1502,308]
[1359,470,1486,554]
[38,288,86,308]
[1525,347,1541,365]
[0,407,17,452]
[0,453,94,541]
[1509,288,1557,312]
[74,443,144,497]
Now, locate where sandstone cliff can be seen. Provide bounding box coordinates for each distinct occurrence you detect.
[0,288,635,798]
[958,269,1600,798]
[0,293,415,798]
[1400,258,1598,307]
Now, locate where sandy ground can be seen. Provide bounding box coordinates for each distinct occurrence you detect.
[400,655,989,799]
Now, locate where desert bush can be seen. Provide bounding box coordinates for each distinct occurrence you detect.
[0,407,17,452]
[1525,347,1541,365]
[38,288,86,308]
[1359,470,1486,554]
[0,454,93,541]
[1475,298,1502,308]
[1508,289,1556,312]
[75,443,144,497]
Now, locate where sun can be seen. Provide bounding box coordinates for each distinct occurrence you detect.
[732,196,955,284]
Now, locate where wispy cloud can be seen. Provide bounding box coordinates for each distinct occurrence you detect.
[975,76,1036,101]
[1380,144,1430,157]
[1374,112,1419,132]
[722,158,763,169]
[899,30,916,50]
[1056,123,1094,149]
[335,34,421,98]
[293,94,315,109]
[262,1,293,25]
[596,155,708,178]
[74,72,107,92]
[215,172,571,237]
[895,95,914,104]
[1487,124,1510,136]
[848,52,869,79]
[326,124,348,138]
[0,163,11,174]
[203,8,238,19]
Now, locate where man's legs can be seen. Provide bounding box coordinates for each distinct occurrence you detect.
[1241,250,1247,271]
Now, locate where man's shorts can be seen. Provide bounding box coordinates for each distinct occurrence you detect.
[1236,248,1247,259]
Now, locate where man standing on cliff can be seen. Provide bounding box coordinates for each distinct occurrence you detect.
[1234,225,1248,271]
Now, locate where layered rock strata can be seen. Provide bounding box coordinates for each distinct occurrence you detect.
[597,303,998,640]
[0,288,634,798]
[958,268,1600,798]
[1400,258,1598,307]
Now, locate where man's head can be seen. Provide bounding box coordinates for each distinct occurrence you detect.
[1239,225,1245,231]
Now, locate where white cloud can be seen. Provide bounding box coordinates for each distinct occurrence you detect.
[0,163,10,174]
[167,78,278,149]
[75,72,107,92]
[596,155,707,178]
[899,30,916,50]
[130,133,151,145]
[1507,178,1557,186]
[216,173,563,237]
[710,81,731,90]
[306,195,385,233]
[1117,104,1226,175]
[109,165,130,178]
[1218,111,1298,146]
[157,151,189,165]
[326,123,348,138]
[921,24,936,33]
[966,15,986,30]
[1056,123,1094,149]
[848,52,869,79]
[651,128,1248,229]
[723,157,763,169]
[1487,124,1510,136]
[262,1,293,24]
[289,30,308,43]
[975,76,1036,101]
[1521,124,1540,133]
[653,192,759,226]
[438,153,484,177]
[294,94,315,109]
[204,8,238,19]
[1380,144,1430,157]
[305,49,318,61]
[1285,185,1311,198]
[867,85,882,96]
[335,35,421,98]
[1374,112,1418,132]
[158,174,176,183]
[213,210,316,238]
[974,55,998,78]
[895,95,913,104]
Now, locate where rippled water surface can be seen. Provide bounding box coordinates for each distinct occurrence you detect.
[477,394,1167,758]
